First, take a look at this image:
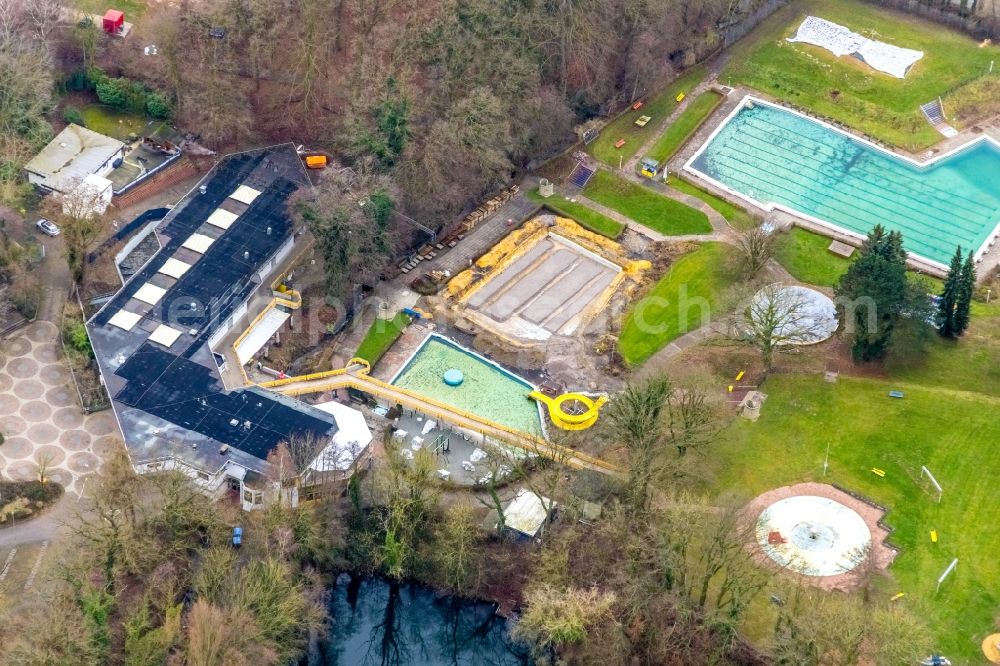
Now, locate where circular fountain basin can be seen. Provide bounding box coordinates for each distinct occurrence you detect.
[756,495,871,576]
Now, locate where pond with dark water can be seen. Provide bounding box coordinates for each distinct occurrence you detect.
[315,576,530,666]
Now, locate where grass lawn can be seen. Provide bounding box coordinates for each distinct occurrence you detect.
[584,171,711,236]
[711,373,1000,661]
[354,313,411,365]
[723,0,1000,149]
[886,300,1000,397]
[667,176,756,231]
[526,189,625,239]
[618,242,739,365]
[646,90,724,163]
[79,105,147,141]
[773,227,852,287]
[73,0,148,18]
[589,67,707,166]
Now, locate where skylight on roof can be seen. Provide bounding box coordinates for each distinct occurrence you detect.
[182,233,215,254]
[108,309,142,331]
[148,324,183,348]
[229,184,261,205]
[133,282,167,305]
[206,208,239,230]
[158,257,192,279]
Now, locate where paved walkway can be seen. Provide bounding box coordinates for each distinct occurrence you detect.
[407,194,539,280]
[0,233,115,550]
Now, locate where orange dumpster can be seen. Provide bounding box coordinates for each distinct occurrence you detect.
[305,155,327,169]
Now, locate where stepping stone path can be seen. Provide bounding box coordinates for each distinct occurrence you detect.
[0,322,115,496]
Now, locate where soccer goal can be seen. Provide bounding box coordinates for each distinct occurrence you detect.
[920,465,943,503]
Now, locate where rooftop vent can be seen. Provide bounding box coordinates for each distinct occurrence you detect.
[219,444,230,455]
[243,251,250,260]
[199,185,207,194]
[229,418,239,427]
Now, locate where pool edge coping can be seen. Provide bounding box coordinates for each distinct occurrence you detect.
[682,94,1000,272]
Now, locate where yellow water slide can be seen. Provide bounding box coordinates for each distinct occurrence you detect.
[529,391,607,430]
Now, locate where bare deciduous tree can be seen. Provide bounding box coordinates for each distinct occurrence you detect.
[737,225,775,277]
[42,185,114,283]
[604,376,672,515]
[737,282,828,370]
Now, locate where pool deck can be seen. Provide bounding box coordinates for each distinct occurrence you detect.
[670,84,1000,282]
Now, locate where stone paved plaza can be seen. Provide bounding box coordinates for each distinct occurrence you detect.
[0,321,116,496]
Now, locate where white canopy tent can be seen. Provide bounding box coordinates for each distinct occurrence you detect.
[235,308,289,364]
[309,400,374,472]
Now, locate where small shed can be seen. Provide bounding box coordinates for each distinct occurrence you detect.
[639,157,660,178]
[501,488,556,539]
[103,10,125,34]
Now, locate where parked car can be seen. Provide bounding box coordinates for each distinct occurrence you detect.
[232,526,243,547]
[35,218,60,236]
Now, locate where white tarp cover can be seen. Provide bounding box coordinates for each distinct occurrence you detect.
[235,308,289,364]
[109,309,142,331]
[229,184,261,205]
[309,401,373,471]
[206,208,239,230]
[133,282,167,305]
[158,257,192,279]
[182,233,215,254]
[148,324,183,348]
[787,16,923,78]
[502,488,555,538]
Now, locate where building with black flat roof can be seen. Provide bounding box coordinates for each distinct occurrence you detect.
[86,145,367,508]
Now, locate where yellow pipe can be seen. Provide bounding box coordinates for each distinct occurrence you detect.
[255,362,620,473]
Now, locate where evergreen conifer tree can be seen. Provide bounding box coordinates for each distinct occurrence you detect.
[954,251,976,336]
[836,225,909,361]
[936,246,962,338]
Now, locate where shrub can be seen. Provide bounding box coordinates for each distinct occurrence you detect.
[85,66,108,90]
[67,69,88,92]
[146,93,171,120]
[64,321,94,357]
[124,81,148,115]
[63,105,84,126]
[95,77,129,109]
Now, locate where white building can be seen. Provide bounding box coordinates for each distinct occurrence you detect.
[62,173,114,217]
[24,124,126,194]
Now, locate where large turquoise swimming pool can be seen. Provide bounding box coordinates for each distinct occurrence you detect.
[687,98,1000,267]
